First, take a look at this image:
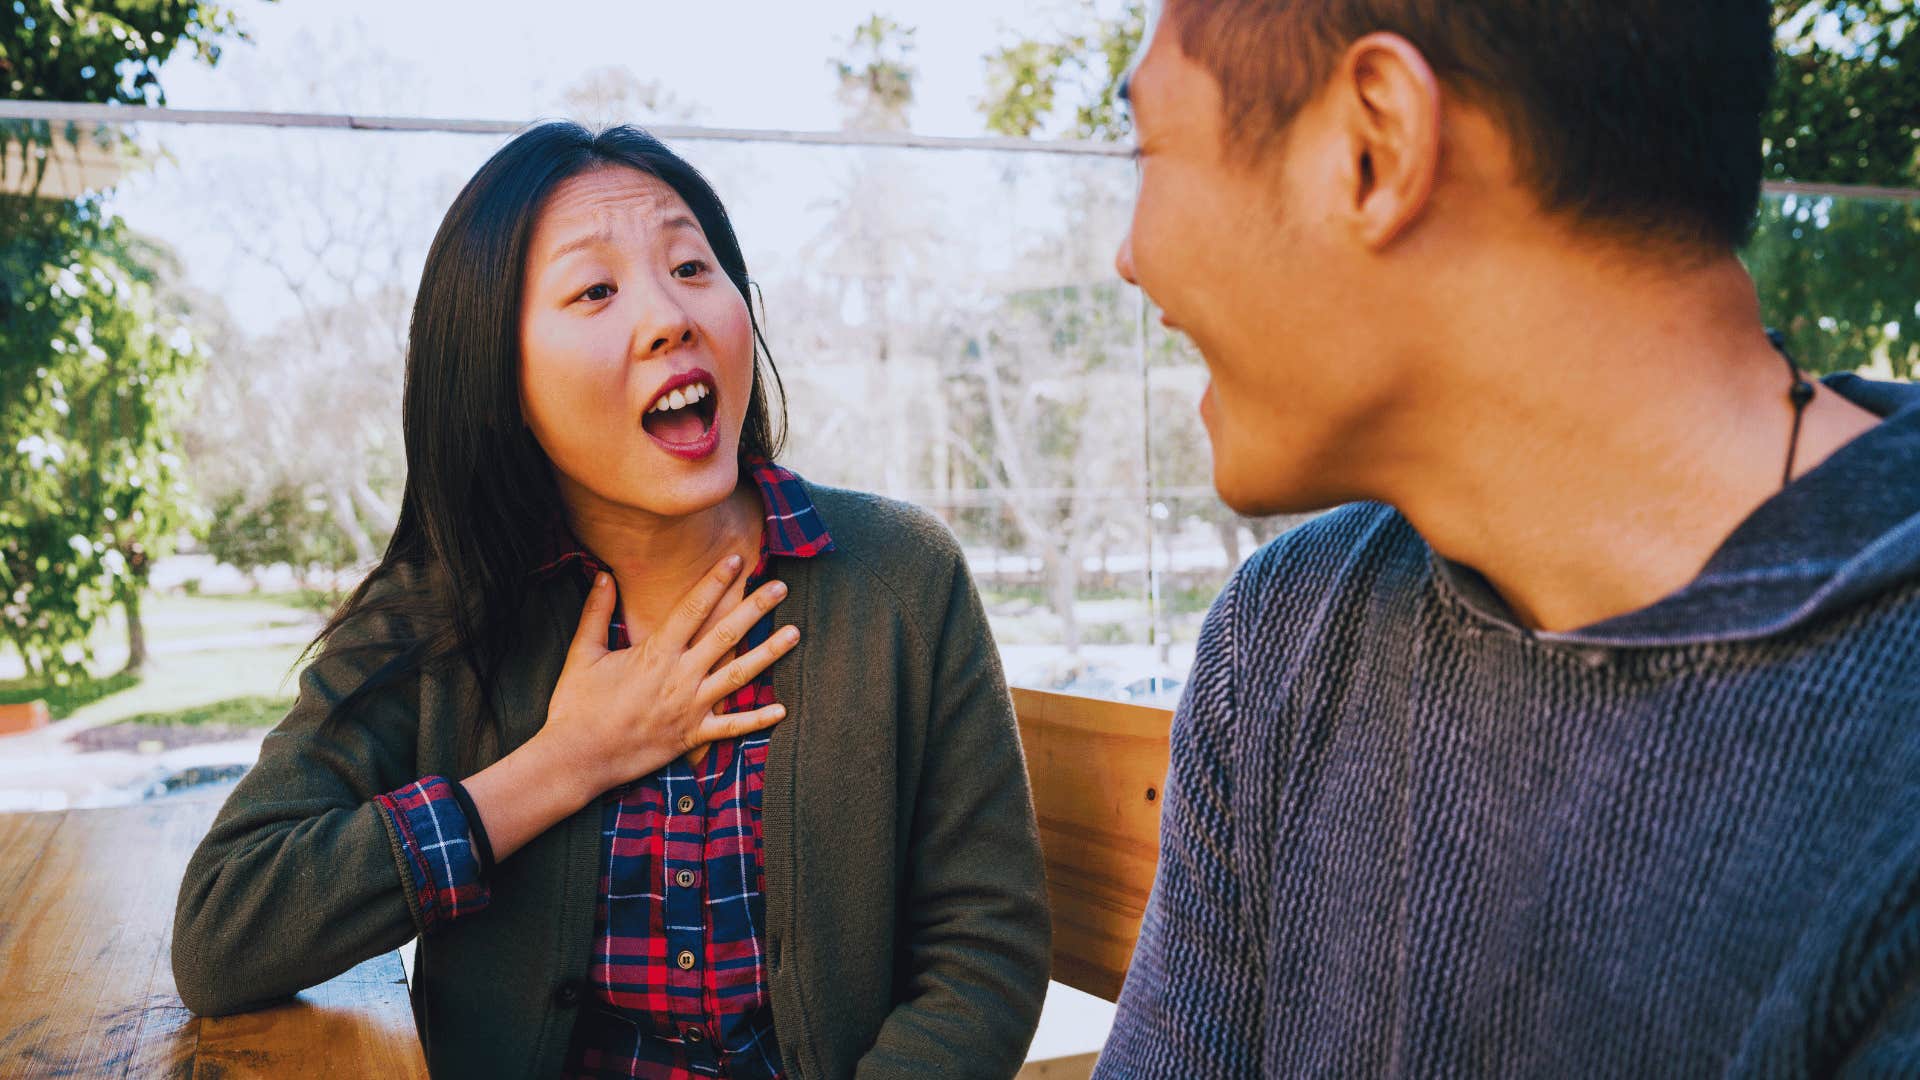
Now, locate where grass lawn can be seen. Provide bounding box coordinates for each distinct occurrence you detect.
[118,694,296,728]
[0,591,320,731]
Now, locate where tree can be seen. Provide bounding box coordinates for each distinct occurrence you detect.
[1,1,264,678]
[941,283,1147,655]
[0,202,198,677]
[557,66,702,129]
[801,15,950,498]
[981,0,1143,141]
[1767,1,1918,189]
[203,486,355,592]
[1760,1,1918,377]
[171,33,434,568]
[833,15,917,133]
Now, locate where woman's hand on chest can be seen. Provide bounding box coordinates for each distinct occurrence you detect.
[462,553,796,862]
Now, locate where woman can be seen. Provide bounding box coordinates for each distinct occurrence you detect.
[172,122,1051,1080]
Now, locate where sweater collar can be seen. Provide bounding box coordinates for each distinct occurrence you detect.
[1435,374,1920,648]
[531,457,835,583]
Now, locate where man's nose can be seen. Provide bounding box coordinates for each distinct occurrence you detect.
[1114,232,1138,286]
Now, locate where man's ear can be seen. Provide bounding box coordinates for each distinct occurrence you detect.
[1333,32,1442,250]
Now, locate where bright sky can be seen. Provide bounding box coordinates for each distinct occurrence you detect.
[155,0,1133,135]
[120,0,1143,339]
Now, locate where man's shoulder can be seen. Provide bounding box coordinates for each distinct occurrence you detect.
[1232,502,1432,615]
[1187,502,1433,700]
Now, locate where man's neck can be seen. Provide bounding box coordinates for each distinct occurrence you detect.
[1373,251,1880,633]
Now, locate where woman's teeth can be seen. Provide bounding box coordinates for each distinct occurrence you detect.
[649,382,711,414]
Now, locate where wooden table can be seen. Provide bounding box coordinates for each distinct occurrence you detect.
[0,799,428,1079]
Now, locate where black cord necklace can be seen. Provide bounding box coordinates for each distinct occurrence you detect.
[1766,328,1815,489]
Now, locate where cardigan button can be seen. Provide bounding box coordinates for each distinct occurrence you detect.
[553,981,583,1007]
[676,794,696,814]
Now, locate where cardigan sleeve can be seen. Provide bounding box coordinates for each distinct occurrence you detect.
[1092,570,1264,1079]
[171,574,455,1017]
[852,548,1053,1080]
[374,775,492,934]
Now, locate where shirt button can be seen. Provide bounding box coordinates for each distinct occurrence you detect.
[677,950,697,971]
[685,1026,705,1044]
[676,794,696,814]
[676,868,696,888]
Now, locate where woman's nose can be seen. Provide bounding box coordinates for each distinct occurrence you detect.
[632,297,695,358]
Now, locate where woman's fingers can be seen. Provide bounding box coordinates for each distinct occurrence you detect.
[687,703,788,749]
[695,625,801,707]
[655,553,747,651]
[568,572,618,662]
[687,579,789,673]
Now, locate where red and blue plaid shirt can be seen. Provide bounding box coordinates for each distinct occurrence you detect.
[375,459,833,1079]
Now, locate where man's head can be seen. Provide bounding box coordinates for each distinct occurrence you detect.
[1117,0,1778,513]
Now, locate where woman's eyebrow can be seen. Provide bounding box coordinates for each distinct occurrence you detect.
[547,216,701,264]
[546,227,616,263]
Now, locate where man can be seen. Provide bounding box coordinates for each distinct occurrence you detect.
[1098,1,1920,1075]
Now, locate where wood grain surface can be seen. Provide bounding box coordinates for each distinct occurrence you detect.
[0,800,426,1079]
[1013,688,1172,1003]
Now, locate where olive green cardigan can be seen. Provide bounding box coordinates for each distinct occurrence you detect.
[171,484,1052,1079]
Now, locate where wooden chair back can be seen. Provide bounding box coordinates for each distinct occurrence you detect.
[1012,687,1172,1002]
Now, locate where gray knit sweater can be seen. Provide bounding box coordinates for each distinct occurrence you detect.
[1096,374,1920,1078]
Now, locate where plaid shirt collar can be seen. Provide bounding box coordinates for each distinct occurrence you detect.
[531,457,834,582]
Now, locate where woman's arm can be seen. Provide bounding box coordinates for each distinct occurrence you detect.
[170,595,441,1017]
[855,552,1053,1080]
[171,558,797,1016]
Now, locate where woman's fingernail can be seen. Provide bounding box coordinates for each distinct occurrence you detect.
[726,554,743,571]
[781,626,800,644]
[769,581,788,599]
[595,572,609,589]
[771,705,787,719]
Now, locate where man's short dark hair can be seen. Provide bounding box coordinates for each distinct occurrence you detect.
[1163,0,1777,251]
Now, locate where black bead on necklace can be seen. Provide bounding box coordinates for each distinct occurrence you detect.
[1766,328,1815,489]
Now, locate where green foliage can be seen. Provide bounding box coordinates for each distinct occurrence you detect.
[117,693,292,728]
[0,668,137,718]
[204,486,357,578]
[1758,3,1912,374]
[833,14,917,131]
[0,195,198,677]
[1769,1,1918,187]
[2,1,263,189]
[1,0,253,104]
[1757,2,1918,376]
[1,1,259,677]
[981,0,1143,140]
[1749,193,1920,377]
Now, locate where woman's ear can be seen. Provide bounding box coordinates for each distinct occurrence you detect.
[1333,32,1443,250]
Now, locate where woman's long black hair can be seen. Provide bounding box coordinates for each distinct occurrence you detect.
[314,122,785,760]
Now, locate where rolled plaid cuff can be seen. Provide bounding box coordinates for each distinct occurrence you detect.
[375,775,491,935]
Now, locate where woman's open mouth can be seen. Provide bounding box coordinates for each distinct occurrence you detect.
[641,370,721,461]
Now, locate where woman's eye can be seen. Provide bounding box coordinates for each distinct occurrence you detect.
[579,283,615,302]
[672,260,708,279]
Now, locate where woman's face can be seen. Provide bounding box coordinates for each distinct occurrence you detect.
[519,166,755,521]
